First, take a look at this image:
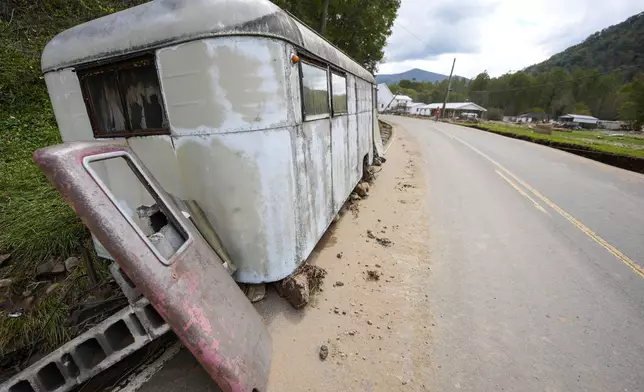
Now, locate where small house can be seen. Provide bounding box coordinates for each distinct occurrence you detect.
[559,114,599,129]
[407,102,426,115]
[517,112,548,123]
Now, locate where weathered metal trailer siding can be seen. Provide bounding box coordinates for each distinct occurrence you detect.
[41,0,378,283]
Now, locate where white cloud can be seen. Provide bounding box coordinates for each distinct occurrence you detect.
[379,0,644,78]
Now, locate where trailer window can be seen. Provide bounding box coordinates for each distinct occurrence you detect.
[331,73,348,115]
[78,55,169,138]
[301,61,329,120]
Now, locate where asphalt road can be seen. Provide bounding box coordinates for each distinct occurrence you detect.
[383,116,644,391]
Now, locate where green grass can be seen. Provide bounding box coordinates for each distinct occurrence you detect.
[0,107,87,276]
[0,0,150,359]
[475,123,644,159]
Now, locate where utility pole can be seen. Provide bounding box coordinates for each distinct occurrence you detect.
[440,58,456,119]
[319,0,330,35]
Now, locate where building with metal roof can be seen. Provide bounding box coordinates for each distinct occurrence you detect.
[419,102,487,118]
[559,114,599,125]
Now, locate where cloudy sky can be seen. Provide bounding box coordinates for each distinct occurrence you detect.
[379,0,643,78]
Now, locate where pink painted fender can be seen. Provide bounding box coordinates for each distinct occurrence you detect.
[34,142,271,392]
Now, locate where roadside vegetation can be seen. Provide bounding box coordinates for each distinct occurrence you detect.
[0,0,150,370]
[460,122,644,159]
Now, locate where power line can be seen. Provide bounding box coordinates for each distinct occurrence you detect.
[394,21,427,46]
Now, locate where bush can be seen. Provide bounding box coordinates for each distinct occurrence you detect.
[487,107,504,121]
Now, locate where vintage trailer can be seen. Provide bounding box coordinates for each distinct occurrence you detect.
[42,0,382,283]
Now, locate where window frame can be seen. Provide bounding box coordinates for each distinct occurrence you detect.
[82,151,191,266]
[299,57,331,122]
[76,54,170,139]
[330,70,348,116]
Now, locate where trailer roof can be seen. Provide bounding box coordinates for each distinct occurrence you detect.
[41,0,375,83]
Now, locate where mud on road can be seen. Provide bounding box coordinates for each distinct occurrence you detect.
[128,125,434,392]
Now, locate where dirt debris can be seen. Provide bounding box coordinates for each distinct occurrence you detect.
[35,259,65,278]
[376,237,393,247]
[355,182,370,197]
[241,283,266,303]
[366,230,393,247]
[334,281,344,287]
[319,345,329,360]
[366,270,382,281]
[275,265,327,309]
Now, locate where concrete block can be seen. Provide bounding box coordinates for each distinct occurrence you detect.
[0,298,169,392]
[109,263,142,304]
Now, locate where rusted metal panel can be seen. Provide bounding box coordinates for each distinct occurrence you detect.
[33,142,271,392]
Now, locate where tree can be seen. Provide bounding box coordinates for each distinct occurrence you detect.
[574,102,592,115]
[619,73,644,130]
[468,71,490,107]
[272,0,400,73]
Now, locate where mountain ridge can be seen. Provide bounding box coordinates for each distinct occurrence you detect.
[524,11,644,80]
[376,68,462,84]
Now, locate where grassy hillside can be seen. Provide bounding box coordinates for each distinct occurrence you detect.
[525,12,644,80]
[0,0,147,363]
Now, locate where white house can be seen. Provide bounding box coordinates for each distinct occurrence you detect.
[407,102,426,115]
[419,102,487,118]
[377,83,394,112]
[391,95,412,111]
[376,83,413,112]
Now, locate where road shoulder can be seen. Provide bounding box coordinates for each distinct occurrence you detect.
[129,123,435,392]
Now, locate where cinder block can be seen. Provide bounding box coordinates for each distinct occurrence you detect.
[109,263,141,304]
[1,298,170,392]
[133,298,171,339]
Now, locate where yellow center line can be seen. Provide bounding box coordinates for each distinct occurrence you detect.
[495,169,547,214]
[449,133,644,279]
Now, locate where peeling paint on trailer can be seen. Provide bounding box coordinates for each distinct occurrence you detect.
[156,37,292,135]
[41,31,377,284]
[173,129,298,283]
[356,78,374,164]
[331,115,350,212]
[293,119,334,263]
[44,69,95,142]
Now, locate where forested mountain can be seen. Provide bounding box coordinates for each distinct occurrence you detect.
[388,77,469,104]
[376,68,450,84]
[525,12,644,80]
[386,11,644,127]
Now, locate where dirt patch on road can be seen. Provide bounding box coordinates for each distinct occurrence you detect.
[258,126,434,391]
